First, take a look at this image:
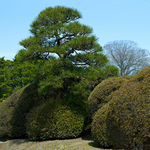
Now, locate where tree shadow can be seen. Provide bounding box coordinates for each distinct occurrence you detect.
[88,141,115,149]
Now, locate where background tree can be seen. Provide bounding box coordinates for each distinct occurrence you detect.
[0,57,40,102]
[10,60,40,92]
[15,6,119,100]
[0,57,13,101]
[103,40,150,76]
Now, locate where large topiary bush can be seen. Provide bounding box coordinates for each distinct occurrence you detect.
[88,76,132,117]
[26,98,85,141]
[0,83,44,139]
[106,78,150,149]
[91,67,150,149]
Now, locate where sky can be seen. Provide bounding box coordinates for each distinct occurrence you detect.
[0,0,150,60]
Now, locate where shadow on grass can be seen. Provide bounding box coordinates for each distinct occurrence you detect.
[88,141,114,149]
[81,128,113,149]
[88,141,103,149]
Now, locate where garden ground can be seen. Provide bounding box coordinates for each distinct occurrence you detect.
[0,134,119,150]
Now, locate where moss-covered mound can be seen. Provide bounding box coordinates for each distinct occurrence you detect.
[0,83,43,139]
[88,76,132,117]
[26,99,85,141]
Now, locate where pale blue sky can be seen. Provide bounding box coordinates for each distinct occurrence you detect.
[1,0,150,60]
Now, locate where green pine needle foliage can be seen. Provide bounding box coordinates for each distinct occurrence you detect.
[14,6,120,109]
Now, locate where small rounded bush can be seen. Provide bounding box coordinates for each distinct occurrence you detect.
[88,76,132,117]
[0,83,43,138]
[106,78,150,149]
[26,99,85,141]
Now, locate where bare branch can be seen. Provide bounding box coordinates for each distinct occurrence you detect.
[104,40,150,76]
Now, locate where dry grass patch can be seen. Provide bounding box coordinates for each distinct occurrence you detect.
[0,137,117,150]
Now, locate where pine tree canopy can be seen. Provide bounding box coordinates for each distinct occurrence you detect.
[16,6,104,68]
[15,6,119,99]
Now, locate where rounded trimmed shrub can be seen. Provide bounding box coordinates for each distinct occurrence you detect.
[106,77,150,149]
[0,90,20,139]
[88,76,132,117]
[91,101,113,148]
[26,99,85,141]
[135,66,150,79]
[0,83,43,138]
[91,67,150,149]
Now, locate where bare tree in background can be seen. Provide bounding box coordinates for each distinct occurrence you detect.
[103,40,150,76]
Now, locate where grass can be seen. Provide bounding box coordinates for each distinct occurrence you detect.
[0,134,115,150]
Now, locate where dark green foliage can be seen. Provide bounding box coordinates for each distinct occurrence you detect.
[88,76,132,117]
[0,57,13,101]
[16,6,102,62]
[0,57,41,102]
[0,84,44,138]
[35,58,119,100]
[10,60,39,91]
[26,98,85,141]
[35,58,83,97]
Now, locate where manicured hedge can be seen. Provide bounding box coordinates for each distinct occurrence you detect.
[0,83,43,138]
[88,76,132,117]
[91,66,150,149]
[106,78,150,149]
[26,99,85,140]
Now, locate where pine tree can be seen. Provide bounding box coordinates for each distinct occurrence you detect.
[15,6,119,99]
